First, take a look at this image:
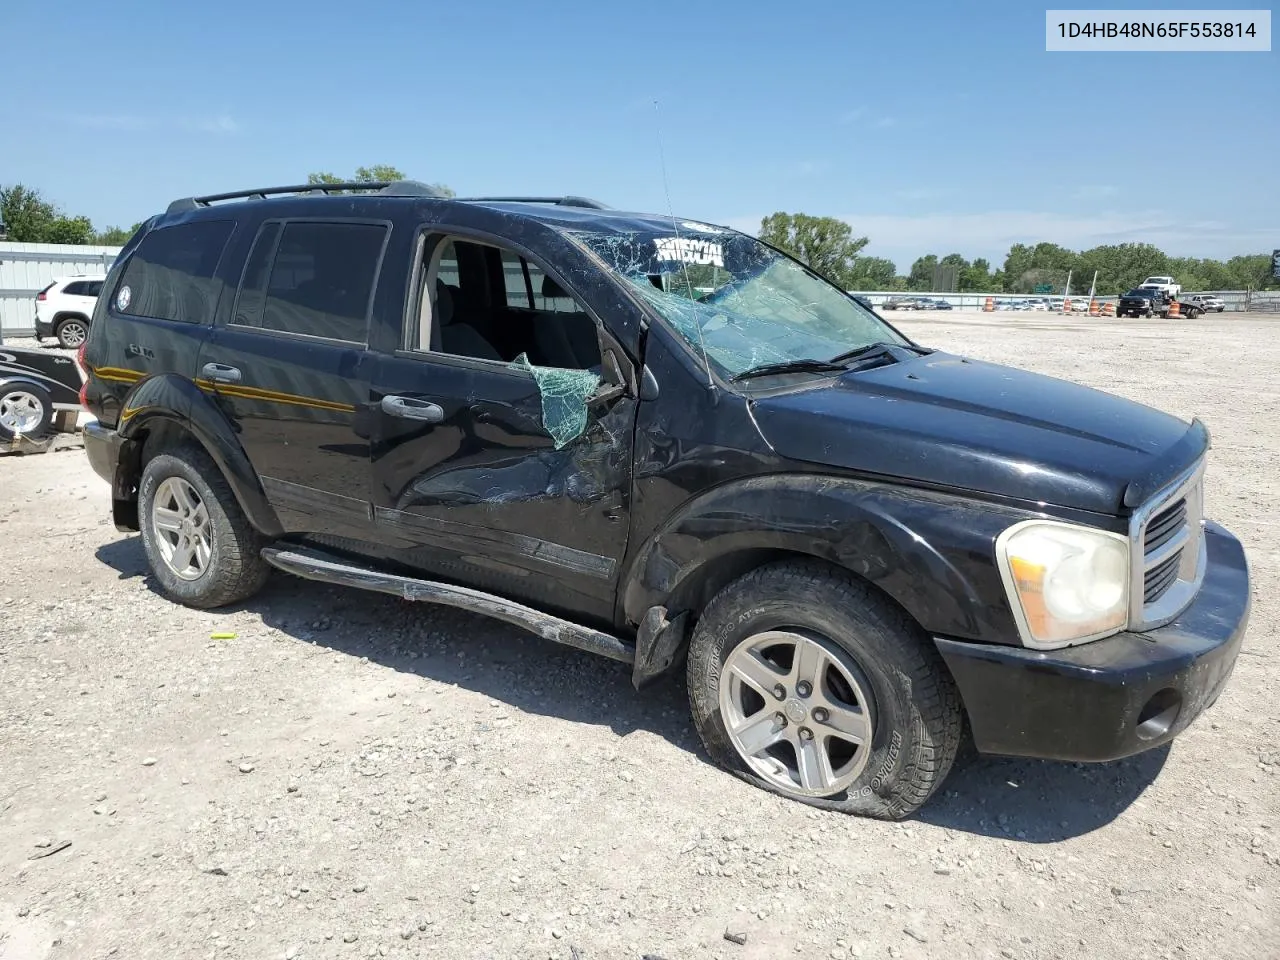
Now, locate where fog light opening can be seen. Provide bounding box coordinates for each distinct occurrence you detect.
[1135,688,1182,741]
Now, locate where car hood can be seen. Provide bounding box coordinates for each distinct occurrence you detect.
[749,352,1206,514]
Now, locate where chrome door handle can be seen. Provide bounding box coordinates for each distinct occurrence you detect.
[381,395,444,423]
[201,362,242,384]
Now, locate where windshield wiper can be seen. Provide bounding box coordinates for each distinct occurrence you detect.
[828,342,902,364]
[730,358,849,382]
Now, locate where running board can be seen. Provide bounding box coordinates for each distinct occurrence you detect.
[260,546,636,665]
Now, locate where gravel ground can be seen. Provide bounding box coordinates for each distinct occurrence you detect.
[1,314,1277,960]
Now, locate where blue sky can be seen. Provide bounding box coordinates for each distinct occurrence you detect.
[2,0,1274,269]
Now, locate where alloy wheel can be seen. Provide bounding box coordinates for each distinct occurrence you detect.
[719,630,875,797]
[0,390,45,435]
[152,477,213,581]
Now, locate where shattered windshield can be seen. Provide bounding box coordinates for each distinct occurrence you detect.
[565,225,905,378]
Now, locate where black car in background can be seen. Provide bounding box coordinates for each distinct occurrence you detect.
[80,181,1249,819]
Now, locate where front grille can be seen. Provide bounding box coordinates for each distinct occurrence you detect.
[1143,550,1183,603]
[1145,498,1187,553]
[1130,461,1206,629]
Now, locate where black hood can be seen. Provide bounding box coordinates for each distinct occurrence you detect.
[749,352,1206,515]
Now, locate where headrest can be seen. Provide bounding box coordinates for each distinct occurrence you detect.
[541,274,570,300]
[434,281,455,326]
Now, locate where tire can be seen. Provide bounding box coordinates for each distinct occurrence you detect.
[1144,308,1153,318]
[0,383,54,441]
[686,560,964,820]
[55,317,89,349]
[137,443,270,608]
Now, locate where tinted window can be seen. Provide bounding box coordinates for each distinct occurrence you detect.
[117,221,235,323]
[234,221,386,343]
[85,281,104,297]
[63,281,88,296]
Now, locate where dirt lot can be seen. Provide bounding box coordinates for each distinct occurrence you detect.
[1,313,1277,960]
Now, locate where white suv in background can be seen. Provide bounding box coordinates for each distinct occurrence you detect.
[34,275,106,348]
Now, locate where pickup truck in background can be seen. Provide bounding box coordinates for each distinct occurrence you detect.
[1182,294,1226,313]
[1140,276,1182,298]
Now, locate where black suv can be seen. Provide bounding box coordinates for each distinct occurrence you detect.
[81,182,1250,818]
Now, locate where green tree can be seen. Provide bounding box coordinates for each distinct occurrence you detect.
[845,256,898,290]
[95,222,144,246]
[758,212,869,288]
[0,184,95,244]
[1,184,57,242]
[960,257,995,292]
[907,254,938,291]
[306,166,455,197]
[1225,254,1275,290]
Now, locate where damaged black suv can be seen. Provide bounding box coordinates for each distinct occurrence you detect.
[81,181,1250,818]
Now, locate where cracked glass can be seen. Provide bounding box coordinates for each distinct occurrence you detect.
[565,226,905,378]
[508,353,601,449]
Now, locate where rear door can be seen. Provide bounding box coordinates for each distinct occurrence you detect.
[367,229,638,624]
[197,218,390,540]
[90,220,236,423]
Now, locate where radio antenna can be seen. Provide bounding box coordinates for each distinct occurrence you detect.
[653,99,716,395]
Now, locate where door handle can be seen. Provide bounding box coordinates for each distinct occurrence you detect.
[201,362,242,384]
[381,395,445,423]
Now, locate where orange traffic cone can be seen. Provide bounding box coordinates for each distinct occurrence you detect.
[1168,300,1181,319]
[1089,299,1099,316]
[984,296,994,312]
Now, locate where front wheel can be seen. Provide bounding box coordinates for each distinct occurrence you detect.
[687,560,964,819]
[137,444,270,608]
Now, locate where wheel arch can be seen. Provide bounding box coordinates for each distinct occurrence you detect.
[51,311,91,327]
[113,375,282,537]
[622,474,1021,646]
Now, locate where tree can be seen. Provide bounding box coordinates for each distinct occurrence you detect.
[758,212,868,289]
[846,256,897,290]
[306,166,455,197]
[907,254,938,291]
[96,222,144,246]
[0,184,94,244]
[960,257,995,292]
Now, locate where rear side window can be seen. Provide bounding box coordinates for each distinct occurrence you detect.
[116,220,235,324]
[63,281,88,296]
[86,281,104,297]
[232,221,387,344]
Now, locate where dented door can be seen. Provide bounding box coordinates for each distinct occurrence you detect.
[369,352,636,624]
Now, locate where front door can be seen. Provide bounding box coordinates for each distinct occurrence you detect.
[369,232,636,624]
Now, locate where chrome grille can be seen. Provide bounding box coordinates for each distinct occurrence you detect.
[1129,460,1206,630]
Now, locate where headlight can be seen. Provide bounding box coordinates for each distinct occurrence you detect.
[996,520,1130,649]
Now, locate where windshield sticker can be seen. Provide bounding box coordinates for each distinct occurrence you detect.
[654,237,724,268]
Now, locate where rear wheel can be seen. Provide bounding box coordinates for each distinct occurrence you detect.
[138,444,270,608]
[55,318,88,349]
[0,384,54,441]
[687,560,964,819]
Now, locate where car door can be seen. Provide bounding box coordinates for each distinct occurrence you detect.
[368,230,637,624]
[197,217,390,541]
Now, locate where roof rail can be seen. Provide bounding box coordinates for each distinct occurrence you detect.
[165,180,451,214]
[461,196,612,210]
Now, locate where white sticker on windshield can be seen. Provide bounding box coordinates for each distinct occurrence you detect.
[654,237,724,268]
[680,221,724,234]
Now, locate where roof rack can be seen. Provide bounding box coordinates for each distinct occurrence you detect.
[165,180,450,214]
[461,196,612,210]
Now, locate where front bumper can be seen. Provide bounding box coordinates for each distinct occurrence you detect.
[936,521,1249,762]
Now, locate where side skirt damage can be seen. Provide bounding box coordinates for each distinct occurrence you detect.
[261,546,636,665]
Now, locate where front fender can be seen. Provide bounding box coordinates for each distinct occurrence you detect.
[117,374,283,537]
[622,474,1036,644]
